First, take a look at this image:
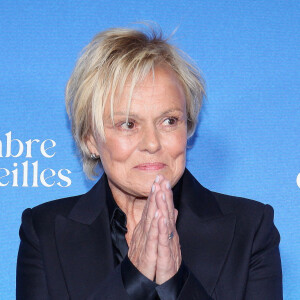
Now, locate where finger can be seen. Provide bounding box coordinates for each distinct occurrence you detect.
[160,179,176,225]
[142,175,161,221]
[157,217,172,260]
[169,224,181,270]
[130,176,162,265]
[156,216,176,284]
[155,190,169,223]
[134,209,159,280]
[156,208,180,264]
[158,217,182,272]
[155,194,178,246]
[141,175,159,218]
[174,209,178,223]
[144,210,159,261]
[143,182,159,231]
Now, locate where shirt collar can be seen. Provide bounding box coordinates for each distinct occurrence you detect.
[104,175,127,227]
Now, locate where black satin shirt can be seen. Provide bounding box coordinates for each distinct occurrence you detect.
[105,177,189,300]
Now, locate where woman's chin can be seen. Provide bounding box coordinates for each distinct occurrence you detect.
[127,179,156,198]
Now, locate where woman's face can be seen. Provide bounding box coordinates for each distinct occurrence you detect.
[87,66,187,198]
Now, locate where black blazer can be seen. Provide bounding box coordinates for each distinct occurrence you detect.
[16,169,282,299]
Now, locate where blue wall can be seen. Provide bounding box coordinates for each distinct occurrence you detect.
[0,1,299,298]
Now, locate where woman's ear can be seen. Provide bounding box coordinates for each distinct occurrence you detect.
[86,134,100,156]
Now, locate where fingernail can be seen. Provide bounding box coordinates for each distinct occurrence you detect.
[155,211,159,218]
[152,184,155,193]
[164,218,167,225]
[162,193,166,201]
[155,175,160,183]
[166,181,171,190]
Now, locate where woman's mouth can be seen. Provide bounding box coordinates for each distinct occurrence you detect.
[134,163,166,171]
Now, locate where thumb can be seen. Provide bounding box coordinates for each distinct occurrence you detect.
[174,209,178,223]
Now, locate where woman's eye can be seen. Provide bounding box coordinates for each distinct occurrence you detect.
[120,121,135,130]
[162,117,178,126]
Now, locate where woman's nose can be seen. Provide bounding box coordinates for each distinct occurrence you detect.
[139,124,162,154]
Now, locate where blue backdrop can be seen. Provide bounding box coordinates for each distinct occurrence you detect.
[1,1,299,299]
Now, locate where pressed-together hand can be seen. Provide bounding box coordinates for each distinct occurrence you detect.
[128,175,181,284]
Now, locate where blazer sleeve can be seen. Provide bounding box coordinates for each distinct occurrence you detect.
[244,204,283,300]
[16,208,50,300]
[86,264,130,300]
[17,208,130,300]
[177,270,213,300]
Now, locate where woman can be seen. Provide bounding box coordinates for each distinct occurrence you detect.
[17,26,283,299]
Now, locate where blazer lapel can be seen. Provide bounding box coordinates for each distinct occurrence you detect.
[177,170,236,296]
[55,176,115,300]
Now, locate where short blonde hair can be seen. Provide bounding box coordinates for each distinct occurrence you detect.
[66,25,205,179]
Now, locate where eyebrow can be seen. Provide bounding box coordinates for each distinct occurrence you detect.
[113,108,184,118]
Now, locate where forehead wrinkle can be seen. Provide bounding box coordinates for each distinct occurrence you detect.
[113,111,139,118]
